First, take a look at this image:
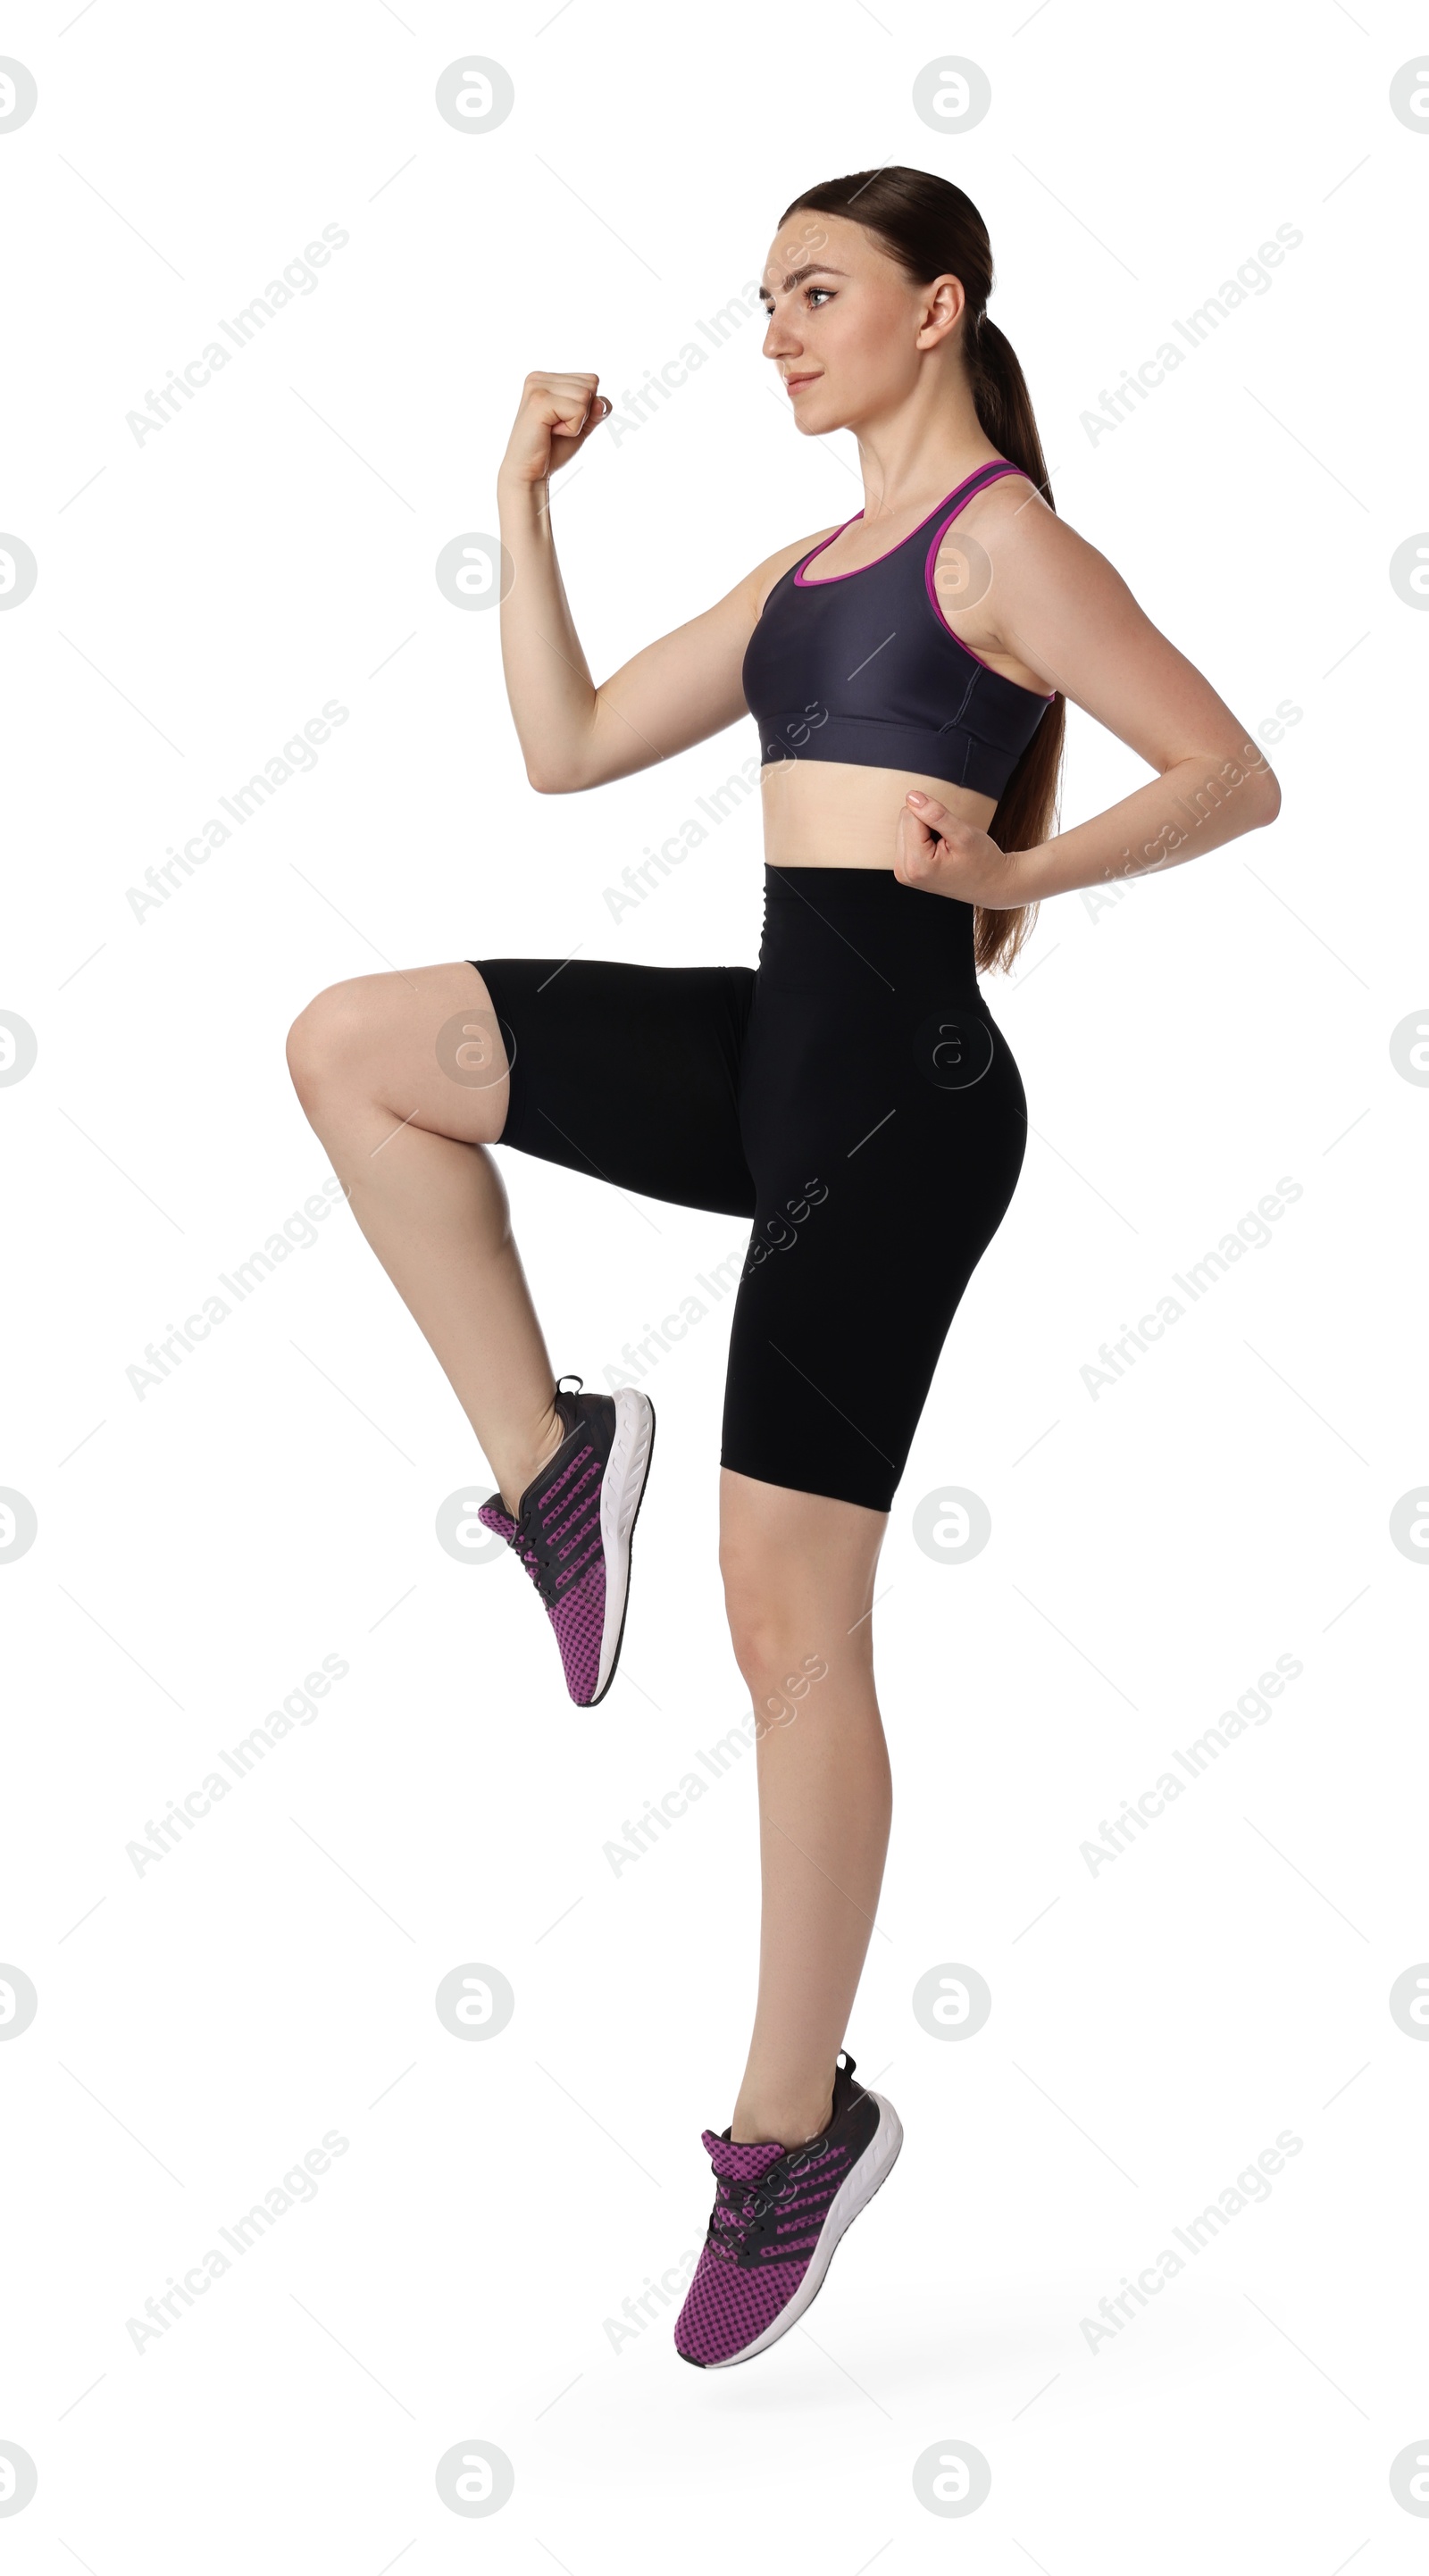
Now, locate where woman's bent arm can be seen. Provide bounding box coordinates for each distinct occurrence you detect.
[496,370,828,795]
[1000,502,1282,894]
[498,471,762,792]
[897,483,1283,907]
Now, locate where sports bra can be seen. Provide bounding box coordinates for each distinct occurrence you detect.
[740,458,1055,800]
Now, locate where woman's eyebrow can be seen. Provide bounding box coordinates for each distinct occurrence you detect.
[760,263,849,299]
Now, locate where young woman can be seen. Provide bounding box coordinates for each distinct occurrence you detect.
[287,167,1281,2371]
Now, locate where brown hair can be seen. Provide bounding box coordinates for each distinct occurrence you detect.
[779,166,1063,973]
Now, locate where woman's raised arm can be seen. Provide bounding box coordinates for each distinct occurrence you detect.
[497,370,829,794]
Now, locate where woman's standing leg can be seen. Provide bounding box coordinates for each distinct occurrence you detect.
[286,962,565,1515]
[717,1469,893,2146]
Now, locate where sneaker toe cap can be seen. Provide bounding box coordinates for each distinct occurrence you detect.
[673,2243,807,2367]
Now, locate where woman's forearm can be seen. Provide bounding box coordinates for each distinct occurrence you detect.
[1015,743,1282,904]
[496,474,598,792]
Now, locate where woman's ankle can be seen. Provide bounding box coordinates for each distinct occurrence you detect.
[494,1401,566,1519]
[730,2079,836,2149]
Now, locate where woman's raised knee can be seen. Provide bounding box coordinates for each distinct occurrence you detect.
[285,976,380,1111]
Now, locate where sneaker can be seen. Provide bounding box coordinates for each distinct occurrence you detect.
[673,2051,902,2368]
[475,1377,655,1708]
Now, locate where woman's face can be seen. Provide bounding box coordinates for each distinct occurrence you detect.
[758,209,966,436]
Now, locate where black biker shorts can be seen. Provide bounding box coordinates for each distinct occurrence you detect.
[472,864,1026,1512]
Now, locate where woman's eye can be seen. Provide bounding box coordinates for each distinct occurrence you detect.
[759,287,832,316]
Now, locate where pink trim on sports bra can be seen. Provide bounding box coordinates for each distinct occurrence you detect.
[792,461,1010,588]
[923,465,1057,702]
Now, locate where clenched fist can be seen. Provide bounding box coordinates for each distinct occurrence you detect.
[894,790,1025,907]
[500,371,612,486]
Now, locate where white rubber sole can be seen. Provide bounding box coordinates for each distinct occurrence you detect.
[702,2091,904,2367]
[591,1387,656,1704]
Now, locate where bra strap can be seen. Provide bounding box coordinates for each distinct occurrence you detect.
[794,511,863,579]
[935,458,1026,528]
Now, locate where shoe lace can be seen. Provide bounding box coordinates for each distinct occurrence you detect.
[512,1443,602,1610]
[709,2138,831,2255]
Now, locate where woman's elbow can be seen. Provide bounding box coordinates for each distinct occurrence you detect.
[1249,761,1282,828]
[524,756,583,795]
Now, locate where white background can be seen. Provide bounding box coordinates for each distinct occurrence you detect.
[3,0,1426,2565]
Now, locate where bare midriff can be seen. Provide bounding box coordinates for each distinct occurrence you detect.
[757,759,998,870]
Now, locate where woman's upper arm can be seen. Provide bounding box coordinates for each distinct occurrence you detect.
[557,529,839,792]
[967,490,1277,794]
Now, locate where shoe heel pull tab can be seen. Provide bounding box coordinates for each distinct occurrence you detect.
[556,1372,585,1394]
[837,2048,856,2076]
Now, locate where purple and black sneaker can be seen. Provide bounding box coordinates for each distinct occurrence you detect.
[476,1377,655,1708]
[673,2052,902,2368]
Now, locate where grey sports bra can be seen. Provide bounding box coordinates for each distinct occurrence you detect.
[741,457,1054,797]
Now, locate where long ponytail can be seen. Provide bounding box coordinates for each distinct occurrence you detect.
[779,170,1065,973]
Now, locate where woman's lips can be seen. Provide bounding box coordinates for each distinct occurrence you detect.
[784,373,820,396]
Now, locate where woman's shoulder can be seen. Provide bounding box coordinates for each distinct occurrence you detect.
[744,522,845,621]
[928,469,1081,599]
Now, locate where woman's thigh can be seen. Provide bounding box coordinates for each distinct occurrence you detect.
[721,981,1027,1513]
[473,955,757,1217]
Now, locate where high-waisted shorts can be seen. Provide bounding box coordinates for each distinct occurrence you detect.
[472,865,1026,1513]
